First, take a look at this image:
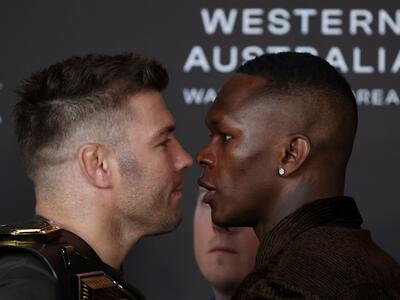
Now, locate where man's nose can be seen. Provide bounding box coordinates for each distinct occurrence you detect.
[175,140,193,170]
[212,222,236,234]
[196,144,214,169]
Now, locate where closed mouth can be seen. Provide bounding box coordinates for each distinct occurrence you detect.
[197,179,216,191]
[209,246,237,254]
[173,180,183,193]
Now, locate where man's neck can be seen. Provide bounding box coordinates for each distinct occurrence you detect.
[213,288,235,300]
[36,204,142,269]
[254,178,345,240]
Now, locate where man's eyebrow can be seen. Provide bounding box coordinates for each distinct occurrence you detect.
[205,115,220,128]
[151,124,176,140]
[206,115,239,129]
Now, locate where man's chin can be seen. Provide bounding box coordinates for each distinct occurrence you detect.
[210,277,241,296]
[146,212,182,237]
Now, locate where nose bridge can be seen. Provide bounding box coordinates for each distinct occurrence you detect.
[173,138,193,169]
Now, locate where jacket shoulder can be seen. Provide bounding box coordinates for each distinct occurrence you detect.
[0,251,59,299]
[272,226,400,297]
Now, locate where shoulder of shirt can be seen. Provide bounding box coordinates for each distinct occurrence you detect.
[234,271,321,300]
[0,251,59,299]
[0,250,56,278]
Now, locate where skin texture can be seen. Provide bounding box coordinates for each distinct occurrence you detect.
[194,187,259,300]
[197,73,347,239]
[197,74,284,229]
[37,91,193,268]
[115,91,193,236]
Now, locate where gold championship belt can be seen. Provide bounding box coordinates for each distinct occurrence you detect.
[0,220,143,300]
[77,271,132,299]
[0,219,61,245]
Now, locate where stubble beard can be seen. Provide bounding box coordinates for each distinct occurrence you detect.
[117,149,181,236]
[145,185,182,236]
[119,169,181,236]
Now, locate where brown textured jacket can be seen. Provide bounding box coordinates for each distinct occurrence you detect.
[232,197,400,299]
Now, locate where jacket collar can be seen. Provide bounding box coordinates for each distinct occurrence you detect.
[255,196,363,268]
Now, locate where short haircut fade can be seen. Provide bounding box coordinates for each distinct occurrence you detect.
[237,52,357,134]
[237,52,358,165]
[15,53,168,178]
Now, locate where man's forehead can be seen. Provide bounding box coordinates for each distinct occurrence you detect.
[218,74,266,104]
[206,74,267,125]
[125,91,176,135]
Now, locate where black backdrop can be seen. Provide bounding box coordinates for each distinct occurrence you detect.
[0,1,399,299]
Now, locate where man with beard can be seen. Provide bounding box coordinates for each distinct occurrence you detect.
[197,52,400,299]
[0,53,192,299]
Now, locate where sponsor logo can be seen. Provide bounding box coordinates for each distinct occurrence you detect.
[182,87,400,106]
[182,7,400,106]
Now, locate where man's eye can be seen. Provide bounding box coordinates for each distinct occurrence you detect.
[208,132,232,142]
[160,138,171,147]
[221,133,232,142]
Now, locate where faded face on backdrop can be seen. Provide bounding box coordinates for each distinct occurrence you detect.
[197,74,283,228]
[115,91,192,235]
[194,187,259,294]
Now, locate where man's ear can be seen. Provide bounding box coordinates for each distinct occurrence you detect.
[278,135,311,177]
[78,143,114,188]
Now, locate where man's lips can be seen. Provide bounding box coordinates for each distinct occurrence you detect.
[209,246,237,254]
[203,190,216,205]
[197,179,216,191]
[172,180,183,193]
[170,181,184,200]
[198,179,216,204]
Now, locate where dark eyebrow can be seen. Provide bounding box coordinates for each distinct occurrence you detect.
[205,114,220,129]
[206,114,238,130]
[151,124,176,141]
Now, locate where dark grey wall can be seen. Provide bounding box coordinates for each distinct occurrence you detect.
[0,1,398,299]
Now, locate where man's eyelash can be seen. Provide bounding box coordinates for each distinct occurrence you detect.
[160,138,171,146]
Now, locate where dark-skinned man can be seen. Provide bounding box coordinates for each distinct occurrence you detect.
[197,52,400,299]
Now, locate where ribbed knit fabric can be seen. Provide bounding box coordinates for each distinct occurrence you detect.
[232,197,400,299]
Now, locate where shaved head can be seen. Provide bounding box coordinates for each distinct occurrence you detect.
[237,52,357,170]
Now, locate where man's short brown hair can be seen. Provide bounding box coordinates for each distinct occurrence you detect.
[15,53,168,179]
